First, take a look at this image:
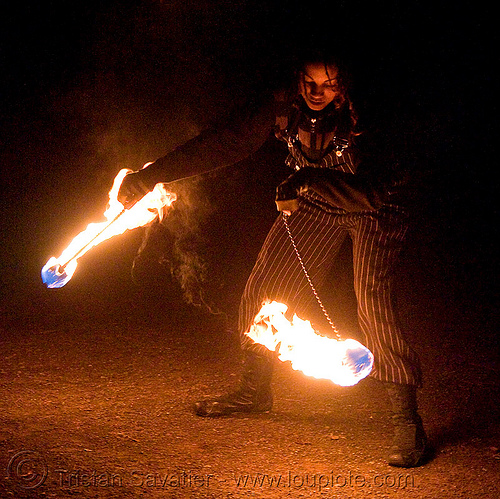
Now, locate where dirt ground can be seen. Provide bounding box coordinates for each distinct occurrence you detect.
[1,249,498,499]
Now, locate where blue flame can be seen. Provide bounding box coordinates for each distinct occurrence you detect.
[41,263,70,289]
[343,344,374,378]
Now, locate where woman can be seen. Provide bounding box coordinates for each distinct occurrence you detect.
[118,56,427,468]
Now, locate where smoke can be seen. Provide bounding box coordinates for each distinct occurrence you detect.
[130,175,227,314]
[161,179,218,312]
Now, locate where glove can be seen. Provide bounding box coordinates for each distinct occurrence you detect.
[117,168,158,209]
[275,167,328,212]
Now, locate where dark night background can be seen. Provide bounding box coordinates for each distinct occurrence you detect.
[0,1,498,496]
[0,0,496,332]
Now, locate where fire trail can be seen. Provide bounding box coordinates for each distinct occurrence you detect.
[41,168,177,288]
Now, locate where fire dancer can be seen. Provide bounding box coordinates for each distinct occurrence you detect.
[118,54,426,467]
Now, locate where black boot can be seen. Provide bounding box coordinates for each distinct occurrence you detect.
[194,350,274,417]
[384,383,427,467]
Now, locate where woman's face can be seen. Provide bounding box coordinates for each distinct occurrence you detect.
[299,62,341,111]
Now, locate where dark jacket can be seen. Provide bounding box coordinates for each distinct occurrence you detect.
[139,91,407,213]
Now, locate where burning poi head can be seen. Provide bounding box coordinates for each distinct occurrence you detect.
[41,168,176,288]
[245,301,374,386]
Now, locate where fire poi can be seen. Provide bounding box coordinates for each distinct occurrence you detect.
[41,168,177,288]
[246,301,373,386]
[41,169,373,386]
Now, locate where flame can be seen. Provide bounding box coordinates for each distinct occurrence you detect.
[245,301,374,386]
[41,168,176,288]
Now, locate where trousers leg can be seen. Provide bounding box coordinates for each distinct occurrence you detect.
[350,212,422,386]
[239,202,348,354]
[195,199,348,417]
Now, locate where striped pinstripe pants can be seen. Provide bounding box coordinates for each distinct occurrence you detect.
[239,193,422,387]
